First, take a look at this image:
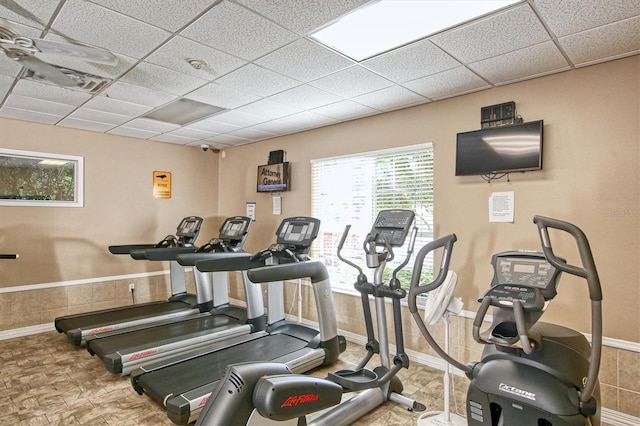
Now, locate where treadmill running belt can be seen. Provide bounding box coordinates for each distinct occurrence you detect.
[55,300,191,332]
[137,333,311,405]
[88,312,244,357]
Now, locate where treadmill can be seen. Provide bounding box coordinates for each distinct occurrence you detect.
[85,216,268,375]
[54,216,203,346]
[130,217,347,425]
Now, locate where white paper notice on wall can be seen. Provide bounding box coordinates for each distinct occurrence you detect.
[246,201,256,221]
[272,196,281,215]
[489,191,514,223]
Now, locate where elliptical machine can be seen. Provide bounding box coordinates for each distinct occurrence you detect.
[408,215,603,425]
[195,209,430,425]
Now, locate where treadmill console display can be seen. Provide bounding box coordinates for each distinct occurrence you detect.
[491,251,561,300]
[276,217,320,251]
[175,216,203,239]
[219,216,251,240]
[371,209,415,247]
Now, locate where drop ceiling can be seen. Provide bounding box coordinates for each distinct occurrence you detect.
[0,0,638,150]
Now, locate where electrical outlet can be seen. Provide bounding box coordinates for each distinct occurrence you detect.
[129,283,135,292]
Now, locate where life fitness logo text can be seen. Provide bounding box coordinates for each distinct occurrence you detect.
[89,326,114,334]
[498,383,536,401]
[129,349,157,361]
[281,394,320,407]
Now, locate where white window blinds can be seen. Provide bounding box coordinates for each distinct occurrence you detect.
[311,144,434,291]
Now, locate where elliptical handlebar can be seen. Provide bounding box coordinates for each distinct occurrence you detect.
[533,215,602,406]
[336,225,365,278]
[407,233,457,314]
[533,215,602,301]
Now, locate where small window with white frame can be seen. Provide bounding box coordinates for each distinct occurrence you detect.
[0,148,84,207]
[311,143,434,293]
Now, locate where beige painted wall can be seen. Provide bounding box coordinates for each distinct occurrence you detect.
[0,120,220,287]
[216,56,639,343]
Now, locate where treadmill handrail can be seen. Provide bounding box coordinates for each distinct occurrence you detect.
[247,261,329,284]
[194,252,260,272]
[132,246,199,261]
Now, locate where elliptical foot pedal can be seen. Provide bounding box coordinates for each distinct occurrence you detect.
[327,368,378,391]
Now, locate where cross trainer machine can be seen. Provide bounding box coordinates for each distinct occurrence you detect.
[408,215,603,425]
[55,215,203,345]
[195,209,429,426]
[85,216,267,375]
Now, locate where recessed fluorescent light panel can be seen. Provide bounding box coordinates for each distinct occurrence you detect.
[311,0,520,61]
[144,98,226,126]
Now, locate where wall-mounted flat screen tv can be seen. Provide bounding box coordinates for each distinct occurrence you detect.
[455,120,543,176]
[257,162,290,192]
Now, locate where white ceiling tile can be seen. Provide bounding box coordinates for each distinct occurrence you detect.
[121,62,208,96]
[150,134,196,144]
[559,17,640,66]
[310,66,393,98]
[534,0,640,37]
[233,98,301,120]
[0,75,16,99]
[0,1,60,29]
[5,94,77,116]
[107,126,160,139]
[268,111,338,131]
[0,106,62,124]
[214,64,300,98]
[0,57,21,79]
[11,80,91,106]
[209,110,269,127]
[124,118,180,133]
[205,134,252,145]
[226,127,276,141]
[68,108,131,126]
[57,117,116,132]
[187,118,240,134]
[362,39,460,83]
[83,96,152,116]
[145,36,247,80]
[352,86,428,112]
[403,67,490,100]
[469,41,570,85]
[236,0,373,35]
[181,1,298,61]
[185,82,260,109]
[431,4,550,63]
[165,127,214,140]
[51,0,170,59]
[255,38,354,82]
[102,82,177,108]
[268,85,342,110]
[311,100,379,120]
[94,0,215,32]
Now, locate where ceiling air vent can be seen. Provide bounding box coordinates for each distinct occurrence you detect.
[23,65,112,94]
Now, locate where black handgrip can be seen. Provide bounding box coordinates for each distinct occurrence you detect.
[533,216,602,301]
[408,233,457,314]
[0,254,19,259]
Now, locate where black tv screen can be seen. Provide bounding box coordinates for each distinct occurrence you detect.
[455,120,543,176]
[257,162,290,192]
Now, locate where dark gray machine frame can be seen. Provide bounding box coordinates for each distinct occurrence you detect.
[84,216,266,375]
[54,216,204,345]
[129,217,346,425]
[408,215,603,425]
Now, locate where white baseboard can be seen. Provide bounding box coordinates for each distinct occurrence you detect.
[0,323,55,340]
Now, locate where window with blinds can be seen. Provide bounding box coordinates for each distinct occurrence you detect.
[310,144,434,292]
